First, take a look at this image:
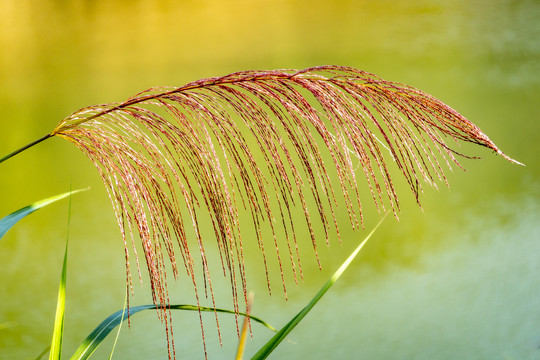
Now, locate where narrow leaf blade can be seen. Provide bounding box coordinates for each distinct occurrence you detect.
[0,188,88,240]
[49,189,76,360]
[49,242,68,360]
[70,304,276,360]
[251,213,388,360]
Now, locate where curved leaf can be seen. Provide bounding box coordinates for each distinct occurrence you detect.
[0,188,88,240]
[70,304,276,360]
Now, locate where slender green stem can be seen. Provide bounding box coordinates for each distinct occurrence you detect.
[0,133,53,164]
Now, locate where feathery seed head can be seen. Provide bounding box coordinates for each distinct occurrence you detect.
[51,65,519,358]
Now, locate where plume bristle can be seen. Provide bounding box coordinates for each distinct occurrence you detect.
[51,65,518,358]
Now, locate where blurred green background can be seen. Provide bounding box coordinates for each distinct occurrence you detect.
[1,0,539,359]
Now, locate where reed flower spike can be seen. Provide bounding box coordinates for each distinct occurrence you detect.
[0,65,521,357]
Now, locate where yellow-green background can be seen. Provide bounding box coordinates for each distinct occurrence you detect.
[1,0,539,359]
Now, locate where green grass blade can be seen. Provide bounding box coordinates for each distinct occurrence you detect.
[49,188,75,360]
[49,238,68,360]
[0,188,88,240]
[250,212,388,360]
[70,304,277,360]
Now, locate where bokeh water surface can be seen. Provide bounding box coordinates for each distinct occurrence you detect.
[1,1,539,359]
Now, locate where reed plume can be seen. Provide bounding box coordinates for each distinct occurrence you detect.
[0,65,520,357]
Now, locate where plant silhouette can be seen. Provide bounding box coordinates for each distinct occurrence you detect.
[0,65,520,358]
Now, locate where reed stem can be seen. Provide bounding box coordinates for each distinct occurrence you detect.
[0,133,53,164]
